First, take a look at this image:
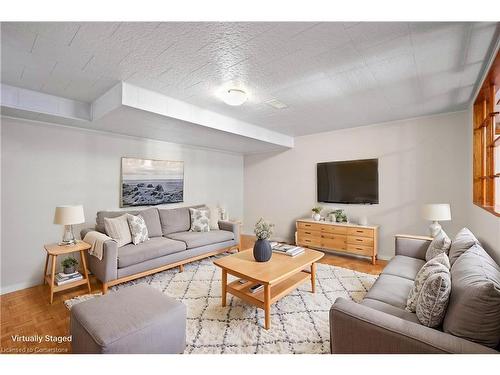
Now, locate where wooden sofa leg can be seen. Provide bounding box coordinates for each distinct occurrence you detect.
[179,264,184,272]
[102,283,108,294]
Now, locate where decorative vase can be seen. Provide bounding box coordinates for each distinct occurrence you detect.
[253,239,272,262]
[312,213,321,221]
[63,266,75,274]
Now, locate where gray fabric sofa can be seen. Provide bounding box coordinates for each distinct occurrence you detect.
[81,205,239,292]
[330,234,500,354]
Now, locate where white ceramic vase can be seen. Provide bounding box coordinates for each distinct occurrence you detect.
[312,213,321,221]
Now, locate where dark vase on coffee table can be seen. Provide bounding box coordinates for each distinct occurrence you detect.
[253,239,272,262]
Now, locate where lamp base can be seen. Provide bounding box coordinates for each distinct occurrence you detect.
[59,225,77,246]
[429,221,442,238]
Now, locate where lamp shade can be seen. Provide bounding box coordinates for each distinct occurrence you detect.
[53,205,85,225]
[421,204,451,221]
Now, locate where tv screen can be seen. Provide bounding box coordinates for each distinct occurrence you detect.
[317,159,378,204]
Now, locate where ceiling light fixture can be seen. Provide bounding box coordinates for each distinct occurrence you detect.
[265,98,288,109]
[222,89,247,106]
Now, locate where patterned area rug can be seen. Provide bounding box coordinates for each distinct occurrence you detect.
[65,255,377,354]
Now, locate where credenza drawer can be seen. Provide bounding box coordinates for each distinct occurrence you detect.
[320,225,347,235]
[297,236,321,247]
[298,229,321,237]
[346,243,374,256]
[347,227,374,238]
[297,222,320,230]
[347,236,374,246]
[322,237,347,250]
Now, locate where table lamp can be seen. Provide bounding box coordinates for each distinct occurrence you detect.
[421,203,451,237]
[54,205,85,245]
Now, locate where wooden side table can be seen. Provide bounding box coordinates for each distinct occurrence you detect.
[43,240,92,304]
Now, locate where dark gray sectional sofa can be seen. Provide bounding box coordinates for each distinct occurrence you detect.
[330,234,500,354]
[81,205,239,292]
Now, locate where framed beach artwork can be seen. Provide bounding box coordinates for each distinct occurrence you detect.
[121,157,184,207]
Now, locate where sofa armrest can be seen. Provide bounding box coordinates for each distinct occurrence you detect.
[218,220,240,241]
[330,298,497,354]
[394,234,432,260]
[81,228,118,283]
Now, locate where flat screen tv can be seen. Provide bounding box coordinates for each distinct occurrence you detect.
[317,159,378,204]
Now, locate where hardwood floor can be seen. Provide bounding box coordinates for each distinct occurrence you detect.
[0,235,386,354]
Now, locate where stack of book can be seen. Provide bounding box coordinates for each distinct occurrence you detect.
[270,242,305,257]
[55,271,83,285]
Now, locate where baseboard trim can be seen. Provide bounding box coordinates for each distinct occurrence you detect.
[1,280,40,295]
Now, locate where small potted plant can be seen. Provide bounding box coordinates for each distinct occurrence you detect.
[311,206,322,221]
[62,257,78,274]
[333,209,348,223]
[253,218,274,262]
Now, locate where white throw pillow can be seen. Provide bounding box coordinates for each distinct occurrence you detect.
[425,229,451,261]
[104,214,132,247]
[127,213,149,245]
[189,208,210,232]
[406,253,450,312]
[208,206,220,230]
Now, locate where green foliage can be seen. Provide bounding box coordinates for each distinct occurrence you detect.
[311,206,322,214]
[254,218,274,240]
[62,257,78,268]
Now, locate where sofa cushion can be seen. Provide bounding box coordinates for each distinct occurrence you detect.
[104,215,132,248]
[425,229,451,261]
[117,237,186,268]
[382,255,425,280]
[138,208,162,238]
[96,210,139,233]
[415,269,452,328]
[361,298,420,324]
[167,230,234,249]
[159,207,191,235]
[406,253,450,313]
[443,244,500,348]
[365,274,414,309]
[448,227,479,266]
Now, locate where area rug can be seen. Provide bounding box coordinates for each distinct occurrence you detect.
[65,255,377,354]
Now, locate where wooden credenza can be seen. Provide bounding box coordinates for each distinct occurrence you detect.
[296,219,379,264]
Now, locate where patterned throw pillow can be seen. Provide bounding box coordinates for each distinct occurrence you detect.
[425,229,451,261]
[416,270,452,327]
[127,214,149,245]
[208,206,220,230]
[189,208,210,232]
[103,214,132,247]
[406,253,450,312]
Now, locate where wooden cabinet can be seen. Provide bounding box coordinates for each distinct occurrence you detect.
[296,219,378,264]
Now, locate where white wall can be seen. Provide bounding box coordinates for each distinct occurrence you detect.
[1,117,244,294]
[244,111,472,260]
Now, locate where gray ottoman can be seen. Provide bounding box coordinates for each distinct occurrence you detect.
[70,284,186,354]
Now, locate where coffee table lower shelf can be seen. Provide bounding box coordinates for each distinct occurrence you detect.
[227,272,310,308]
[223,270,313,329]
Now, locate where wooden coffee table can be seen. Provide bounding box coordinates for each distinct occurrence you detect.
[213,248,324,329]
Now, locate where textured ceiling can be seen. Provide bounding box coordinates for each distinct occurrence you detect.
[1,22,499,136]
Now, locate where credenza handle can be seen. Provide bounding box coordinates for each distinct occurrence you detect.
[356,239,363,242]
